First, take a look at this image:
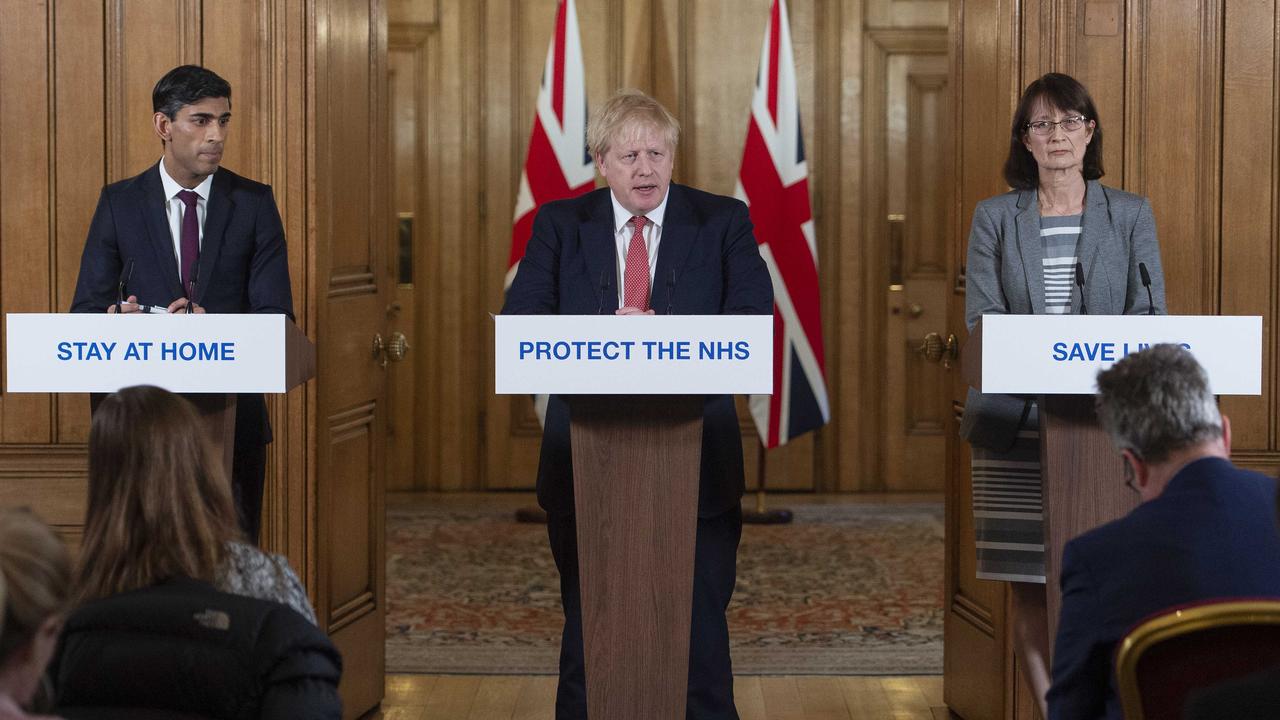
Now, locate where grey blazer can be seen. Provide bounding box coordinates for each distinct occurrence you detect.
[961,180,1166,451]
[965,179,1166,331]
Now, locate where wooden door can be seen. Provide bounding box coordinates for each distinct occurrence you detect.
[943,0,1017,716]
[870,31,952,493]
[315,0,389,716]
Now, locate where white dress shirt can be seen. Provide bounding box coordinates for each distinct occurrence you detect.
[157,159,214,279]
[609,190,667,307]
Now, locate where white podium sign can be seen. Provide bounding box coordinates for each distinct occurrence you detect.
[494,315,773,395]
[979,314,1262,395]
[6,313,291,393]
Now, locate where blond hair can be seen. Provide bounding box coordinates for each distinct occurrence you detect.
[587,89,680,158]
[0,509,71,664]
[76,386,241,603]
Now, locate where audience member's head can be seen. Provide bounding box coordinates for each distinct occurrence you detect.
[76,386,241,604]
[0,509,71,710]
[1095,344,1229,500]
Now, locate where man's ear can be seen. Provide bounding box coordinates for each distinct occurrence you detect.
[1221,414,1232,455]
[153,111,172,144]
[1122,449,1149,488]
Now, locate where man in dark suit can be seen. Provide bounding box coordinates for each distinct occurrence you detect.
[1046,344,1280,720]
[70,65,294,544]
[502,89,773,720]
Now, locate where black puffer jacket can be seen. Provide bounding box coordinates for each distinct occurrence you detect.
[50,578,342,720]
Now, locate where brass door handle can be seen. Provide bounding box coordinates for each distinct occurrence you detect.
[386,331,410,362]
[917,332,958,369]
[908,303,924,318]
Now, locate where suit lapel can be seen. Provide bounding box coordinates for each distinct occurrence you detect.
[653,185,696,315]
[580,190,618,314]
[1077,179,1111,313]
[135,165,186,301]
[1014,189,1046,314]
[195,170,235,304]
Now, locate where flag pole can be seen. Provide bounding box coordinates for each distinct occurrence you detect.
[743,438,792,524]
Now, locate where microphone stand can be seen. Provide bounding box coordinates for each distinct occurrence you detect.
[743,438,793,525]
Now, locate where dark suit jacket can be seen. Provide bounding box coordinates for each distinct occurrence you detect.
[1046,458,1280,720]
[69,164,295,444]
[501,184,774,518]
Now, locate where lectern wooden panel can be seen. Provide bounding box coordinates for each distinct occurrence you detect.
[569,395,703,720]
[1040,395,1137,647]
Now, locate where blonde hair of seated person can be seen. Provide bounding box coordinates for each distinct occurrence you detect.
[0,508,72,717]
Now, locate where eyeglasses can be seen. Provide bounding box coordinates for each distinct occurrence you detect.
[1025,116,1089,135]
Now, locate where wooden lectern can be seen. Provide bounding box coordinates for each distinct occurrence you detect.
[569,395,703,719]
[7,313,316,492]
[492,313,773,720]
[89,319,318,478]
[961,318,1137,646]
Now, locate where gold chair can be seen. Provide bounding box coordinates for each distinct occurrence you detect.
[1115,599,1280,720]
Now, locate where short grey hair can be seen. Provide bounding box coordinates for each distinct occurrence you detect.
[587,89,680,158]
[1094,344,1222,463]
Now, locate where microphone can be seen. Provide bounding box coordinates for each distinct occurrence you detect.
[595,269,610,314]
[1075,262,1088,315]
[116,259,135,313]
[665,269,676,315]
[1138,262,1154,315]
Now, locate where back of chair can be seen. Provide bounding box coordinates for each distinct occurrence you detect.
[1115,599,1280,720]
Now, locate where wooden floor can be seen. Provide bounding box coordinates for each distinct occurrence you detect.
[369,674,950,719]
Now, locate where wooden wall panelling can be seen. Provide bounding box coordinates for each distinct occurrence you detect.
[5,4,50,427]
[1124,0,1223,316]
[0,2,53,443]
[107,1,193,182]
[53,2,106,444]
[866,0,947,29]
[832,0,867,494]
[1217,0,1276,451]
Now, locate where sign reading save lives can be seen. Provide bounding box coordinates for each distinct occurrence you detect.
[493,315,773,395]
[979,314,1262,395]
[5,313,291,393]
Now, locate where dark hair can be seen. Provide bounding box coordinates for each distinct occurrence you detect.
[1002,73,1103,190]
[152,65,232,119]
[76,386,241,604]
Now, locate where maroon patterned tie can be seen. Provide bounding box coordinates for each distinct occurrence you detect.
[177,189,200,298]
[623,216,650,310]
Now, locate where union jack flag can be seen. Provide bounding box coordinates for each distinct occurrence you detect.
[506,0,595,291]
[736,0,830,448]
[507,0,594,424]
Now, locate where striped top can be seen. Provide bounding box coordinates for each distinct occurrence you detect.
[1040,214,1082,314]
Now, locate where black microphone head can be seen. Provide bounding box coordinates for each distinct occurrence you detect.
[1139,262,1151,286]
[1074,262,1085,287]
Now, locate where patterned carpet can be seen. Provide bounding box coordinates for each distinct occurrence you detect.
[386,498,943,675]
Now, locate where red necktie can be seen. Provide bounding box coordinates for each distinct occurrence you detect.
[177,190,200,298]
[623,216,650,310]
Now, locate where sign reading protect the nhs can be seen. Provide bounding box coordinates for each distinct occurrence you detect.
[494,315,772,395]
[979,314,1261,395]
[6,313,290,393]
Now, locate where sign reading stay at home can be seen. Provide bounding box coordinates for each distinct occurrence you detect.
[5,313,291,393]
[979,314,1262,395]
[494,315,773,395]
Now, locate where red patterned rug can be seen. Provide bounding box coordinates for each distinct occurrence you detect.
[386,498,943,675]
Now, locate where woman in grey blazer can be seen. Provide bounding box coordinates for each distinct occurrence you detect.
[961,72,1166,714]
